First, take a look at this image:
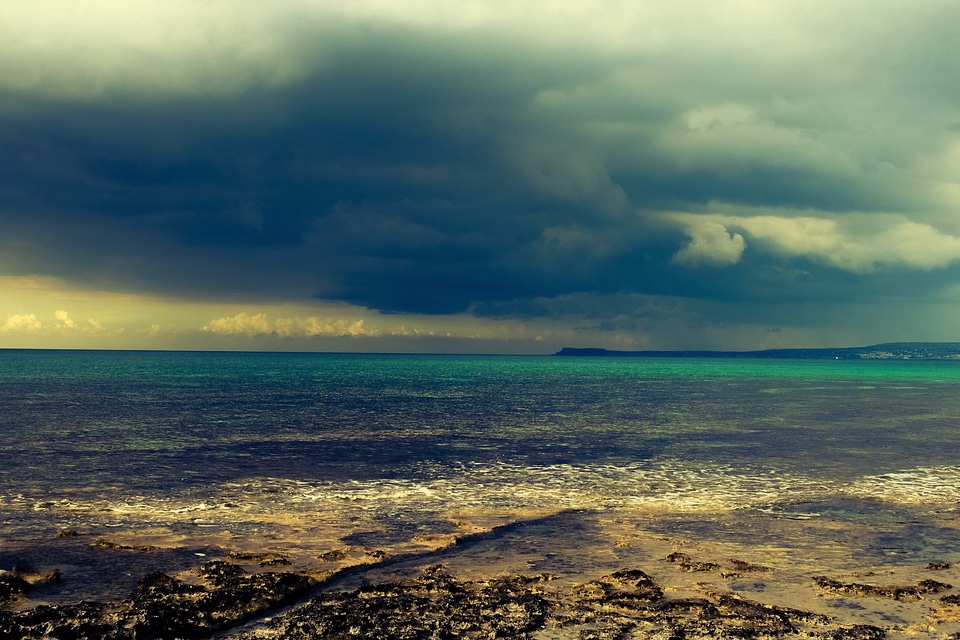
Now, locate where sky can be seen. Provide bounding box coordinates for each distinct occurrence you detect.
[2,0,960,353]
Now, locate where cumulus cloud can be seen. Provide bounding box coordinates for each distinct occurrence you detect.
[0,313,43,334]
[54,309,76,329]
[671,213,960,273]
[203,312,381,338]
[0,310,106,335]
[200,311,562,345]
[204,312,274,337]
[672,219,746,267]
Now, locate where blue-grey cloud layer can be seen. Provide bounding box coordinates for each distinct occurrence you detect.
[2,1,960,342]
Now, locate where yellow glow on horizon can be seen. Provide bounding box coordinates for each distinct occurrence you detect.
[0,275,563,352]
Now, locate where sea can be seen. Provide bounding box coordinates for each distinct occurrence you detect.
[3,349,960,633]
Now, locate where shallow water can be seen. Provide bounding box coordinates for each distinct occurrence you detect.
[2,350,960,634]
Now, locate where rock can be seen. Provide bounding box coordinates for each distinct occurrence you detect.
[0,557,932,639]
[127,561,314,637]
[0,572,32,604]
[728,558,772,574]
[196,559,247,585]
[228,551,292,567]
[665,552,750,577]
[93,538,161,552]
[246,564,552,639]
[572,568,664,605]
[813,575,952,600]
[829,624,886,639]
[129,570,205,603]
[0,561,315,640]
[236,566,880,640]
[0,602,114,640]
[11,565,61,586]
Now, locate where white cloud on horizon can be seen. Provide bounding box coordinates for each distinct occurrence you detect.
[54,309,76,329]
[0,313,43,334]
[203,312,381,338]
[200,311,578,346]
[0,310,107,335]
[0,276,560,350]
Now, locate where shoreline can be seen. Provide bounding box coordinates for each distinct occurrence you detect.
[4,509,960,638]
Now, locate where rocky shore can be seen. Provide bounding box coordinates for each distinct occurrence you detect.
[1,558,900,640]
[233,563,897,640]
[1,559,312,639]
[3,512,960,639]
[5,547,960,639]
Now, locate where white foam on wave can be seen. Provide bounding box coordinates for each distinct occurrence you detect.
[845,466,960,506]
[246,460,841,516]
[3,460,830,535]
[7,462,958,538]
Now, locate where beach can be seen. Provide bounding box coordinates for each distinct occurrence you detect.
[4,503,960,638]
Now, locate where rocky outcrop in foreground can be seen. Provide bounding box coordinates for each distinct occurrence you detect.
[9,558,960,639]
[235,565,889,640]
[0,560,313,639]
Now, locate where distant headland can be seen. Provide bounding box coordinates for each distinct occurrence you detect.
[555,342,960,360]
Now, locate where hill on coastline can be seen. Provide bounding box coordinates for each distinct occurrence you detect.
[555,342,960,360]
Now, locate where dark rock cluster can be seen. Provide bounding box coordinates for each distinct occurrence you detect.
[235,564,886,640]
[665,552,772,578]
[7,555,956,639]
[0,566,60,605]
[0,571,33,605]
[242,564,552,640]
[227,551,292,567]
[812,575,953,600]
[0,560,313,639]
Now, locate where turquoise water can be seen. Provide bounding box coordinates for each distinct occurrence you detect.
[3,350,960,604]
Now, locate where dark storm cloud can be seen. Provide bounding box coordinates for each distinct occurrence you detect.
[2,0,960,337]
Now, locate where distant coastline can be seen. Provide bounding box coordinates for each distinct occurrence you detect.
[555,342,960,360]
